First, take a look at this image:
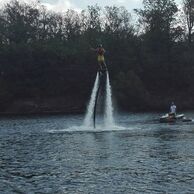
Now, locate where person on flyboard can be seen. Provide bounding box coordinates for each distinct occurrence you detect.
[91,44,107,73]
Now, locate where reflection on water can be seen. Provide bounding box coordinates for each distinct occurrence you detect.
[0,113,194,193]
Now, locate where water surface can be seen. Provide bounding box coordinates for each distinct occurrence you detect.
[0,113,194,193]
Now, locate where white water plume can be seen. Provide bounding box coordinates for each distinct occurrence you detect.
[84,73,99,127]
[105,72,114,127]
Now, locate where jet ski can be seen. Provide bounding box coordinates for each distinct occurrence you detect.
[159,114,192,123]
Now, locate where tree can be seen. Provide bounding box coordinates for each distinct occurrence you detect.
[4,0,40,44]
[86,5,101,31]
[0,0,194,112]
[63,9,81,40]
[0,10,7,45]
[104,6,133,38]
[135,0,178,52]
[80,5,102,45]
[183,0,194,45]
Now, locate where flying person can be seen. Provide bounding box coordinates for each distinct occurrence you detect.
[91,44,107,72]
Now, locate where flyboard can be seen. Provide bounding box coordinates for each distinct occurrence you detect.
[93,68,108,128]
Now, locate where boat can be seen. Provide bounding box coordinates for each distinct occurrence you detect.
[182,117,192,122]
[159,114,192,123]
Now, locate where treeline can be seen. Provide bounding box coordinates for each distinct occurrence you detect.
[0,0,194,113]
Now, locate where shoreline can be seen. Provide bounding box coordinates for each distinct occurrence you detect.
[0,110,84,117]
[0,109,193,118]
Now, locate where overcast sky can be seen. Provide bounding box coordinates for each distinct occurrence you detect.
[0,0,183,12]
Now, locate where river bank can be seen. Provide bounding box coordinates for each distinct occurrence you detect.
[0,94,193,116]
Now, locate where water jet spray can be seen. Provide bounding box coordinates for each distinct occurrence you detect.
[84,68,114,128]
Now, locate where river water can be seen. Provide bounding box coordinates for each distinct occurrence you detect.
[0,113,194,193]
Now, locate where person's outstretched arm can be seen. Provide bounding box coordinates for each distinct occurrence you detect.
[90,47,97,52]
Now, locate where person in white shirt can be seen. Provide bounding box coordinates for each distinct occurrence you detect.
[170,102,176,116]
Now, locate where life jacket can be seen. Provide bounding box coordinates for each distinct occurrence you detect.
[97,48,104,56]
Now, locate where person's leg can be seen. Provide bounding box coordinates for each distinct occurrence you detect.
[101,55,107,71]
[98,56,102,71]
[97,61,103,74]
[102,61,107,70]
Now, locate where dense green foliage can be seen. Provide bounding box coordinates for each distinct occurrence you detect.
[0,0,194,113]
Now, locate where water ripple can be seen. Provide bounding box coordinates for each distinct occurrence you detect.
[0,113,194,193]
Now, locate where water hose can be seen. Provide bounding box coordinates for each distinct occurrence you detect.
[93,70,107,128]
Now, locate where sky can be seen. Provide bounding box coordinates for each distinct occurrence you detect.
[0,0,183,12]
[41,0,142,12]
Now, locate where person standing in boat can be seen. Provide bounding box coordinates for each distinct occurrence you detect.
[91,44,107,72]
[169,102,177,117]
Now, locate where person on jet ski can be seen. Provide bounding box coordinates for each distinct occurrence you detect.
[169,102,176,117]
